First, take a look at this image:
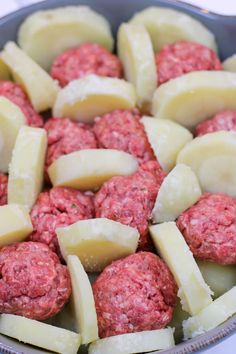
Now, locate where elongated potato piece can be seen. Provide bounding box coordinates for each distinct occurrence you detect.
[89,328,175,354]
[129,7,217,52]
[48,149,138,190]
[57,218,139,272]
[223,54,236,72]
[8,126,47,210]
[0,314,80,354]
[152,164,201,223]
[151,71,236,129]
[18,6,113,70]
[1,42,59,112]
[53,75,136,123]
[141,117,192,172]
[183,286,236,340]
[0,58,10,80]
[149,222,213,315]
[117,23,157,111]
[177,131,236,197]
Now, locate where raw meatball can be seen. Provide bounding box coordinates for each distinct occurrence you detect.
[0,81,43,127]
[0,173,8,206]
[0,241,71,320]
[177,193,236,265]
[156,41,222,85]
[50,43,123,87]
[93,252,177,338]
[195,111,236,136]
[93,109,155,163]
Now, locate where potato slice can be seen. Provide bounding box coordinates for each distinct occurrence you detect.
[53,74,136,123]
[117,23,156,111]
[183,286,236,340]
[48,149,138,190]
[223,54,236,72]
[0,314,80,354]
[169,299,189,343]
[151,71,236,129]
[8,126,47,210]
[88,328,175,354]
[177,131,236,196]
[0,58,10,80]
[141,116,192,172]
[149,222,213,315]
[57,218,139,272]
[18,6,113,71]
[152,164,201,223]
[1,41,59,112]
[129,7,217,52]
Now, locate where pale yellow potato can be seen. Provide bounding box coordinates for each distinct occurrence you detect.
[48,149,138,190]
[183,286,236,340]
[53,74,136,123]
[57,218,139,272]
[169,299,189,343]
[177,131,236,197]
[8,126,47,210]
[18,6,113,70]
[152,164,201,223]
[0,314,81,354]
[89,328,175,354]
[149,222,213,315]
[0,58,10,80]
[129,7,217,52]
[117,23,157,110]
[141,116,192,172]
[151,71,236,129]
[1,41,59,112]
[0,97,26,172]
[223,54,236,72]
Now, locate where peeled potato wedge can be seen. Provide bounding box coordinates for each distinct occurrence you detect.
[141,117,193,172]
[117,23,157,111]
[223,54,236,72]
[53,74,136,123]
[1,41,59,112]
[0,314,81,354]
[57,218,139,272]
[151,71,236,129]
[152,164,201,223]
[48,149,138,190]
[18,6,113,71]
[177,131,236,197]
[129,7,217,52]
[0,58,10,80]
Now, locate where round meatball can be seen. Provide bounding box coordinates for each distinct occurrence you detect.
[93,252,177,338]
[29,187,95,255]
[0,81,43,127]
[93,109,155,163]
[0,242,71,320]
[156,41,222,85]
[51,43,123,87]
[95,161,165,251]
[195,111,236,136]
[177,193,236,265]
[0,173,8,206]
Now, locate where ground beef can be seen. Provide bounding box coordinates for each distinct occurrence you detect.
[195,111,236,136]
[0,173,8,206]
[93,109,155,163]
[177,193,236,265]
[93,252,177,338]
[0,81,43,127]
[156,41,222,85]
[0,242,71,320]
[50,43,123,87]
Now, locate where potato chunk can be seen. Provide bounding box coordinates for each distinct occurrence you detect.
[53,75,136,123]
[0,59,10,80]
[223,54,236,72]
[8,126,47,210]
[1,42,59,112]
[0,314,80,354]
[57,218,139,272]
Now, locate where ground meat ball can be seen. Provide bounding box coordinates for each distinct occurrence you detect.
[93,252,177,338]
[177,193,236,265]
[93,109,155,163]
[0,173,8,206]
[95,161,165,251]
[156,41,222,85]
[50,43,123,87]
[0,242,71,320]
[29,187,94,255]
[0,81,43,127]
[195,111,236,136]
